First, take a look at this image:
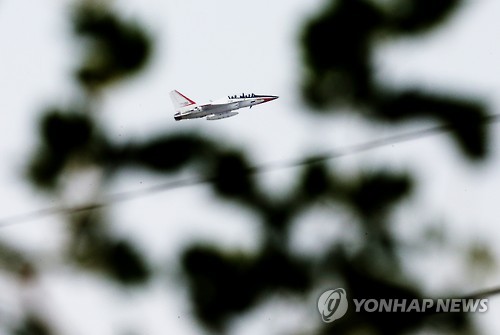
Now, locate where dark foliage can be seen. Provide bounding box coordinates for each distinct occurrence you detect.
[28,110,93,189]
[41,111,93,157]
[13,315,52,335]
[66,213,150,286]
[387,0,463,34]
[122,134,216,172]
[377,90,488,158]
[182,246,257,329]
[182,244,310,330]
[301,0,488,159]
[319,259,471,335]
[302,0,382,106]
[104,239,150,285]
[26,2,153,293]
[209,151,257,203]
[346,171,412,219]
[300,163,331,199]
[73,3,152,89]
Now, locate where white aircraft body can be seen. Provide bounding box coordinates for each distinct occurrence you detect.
[170,90,278,121]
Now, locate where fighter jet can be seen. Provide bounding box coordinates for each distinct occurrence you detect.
[170,90,278,121]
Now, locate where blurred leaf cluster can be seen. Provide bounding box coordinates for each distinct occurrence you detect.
[7,0,494,334]
[301,0,488,159]
[73,4,152,90]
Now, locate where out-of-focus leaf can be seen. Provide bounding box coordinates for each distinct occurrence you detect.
[27,148,65,190]
[68,214,150,286]
[300,163,331,199]
[346,171,412,219]
[181,245,256,330]
[336,262,470,334]
[104,240,150,285]
[260,200,296,233]
[377,90,488,159]
[0,242,33,277]
[13,314,52,335]
[387,0,463,34]
[27,110,94,190]
[301,0,382,107]
[125,134,214,172]
[253,245,310,291]
[73,3,152,89]
[210,151,256,203]
[300,1,489,162]
[181,244,310,331]
[41,110,93,156]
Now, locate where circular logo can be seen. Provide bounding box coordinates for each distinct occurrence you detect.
[317,288,348,323]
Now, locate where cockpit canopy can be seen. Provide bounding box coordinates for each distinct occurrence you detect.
[228,93,256,99]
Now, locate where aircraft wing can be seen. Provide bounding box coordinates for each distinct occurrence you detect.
[200,102,238,111]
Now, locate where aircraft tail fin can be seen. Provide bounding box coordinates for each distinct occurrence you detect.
[170,90,196,110]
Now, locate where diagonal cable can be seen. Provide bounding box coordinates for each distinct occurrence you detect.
[1,114,499,227]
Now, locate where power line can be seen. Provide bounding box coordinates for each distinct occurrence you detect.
[1,114,499,227]
[0,175,211,228]
[462,286,500,300]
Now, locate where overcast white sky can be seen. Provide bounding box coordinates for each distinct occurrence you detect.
[1,0,500,334]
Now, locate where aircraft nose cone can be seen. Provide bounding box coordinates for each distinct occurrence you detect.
[264,95,279,102]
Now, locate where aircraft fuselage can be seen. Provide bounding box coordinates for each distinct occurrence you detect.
[171,91,278,121]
